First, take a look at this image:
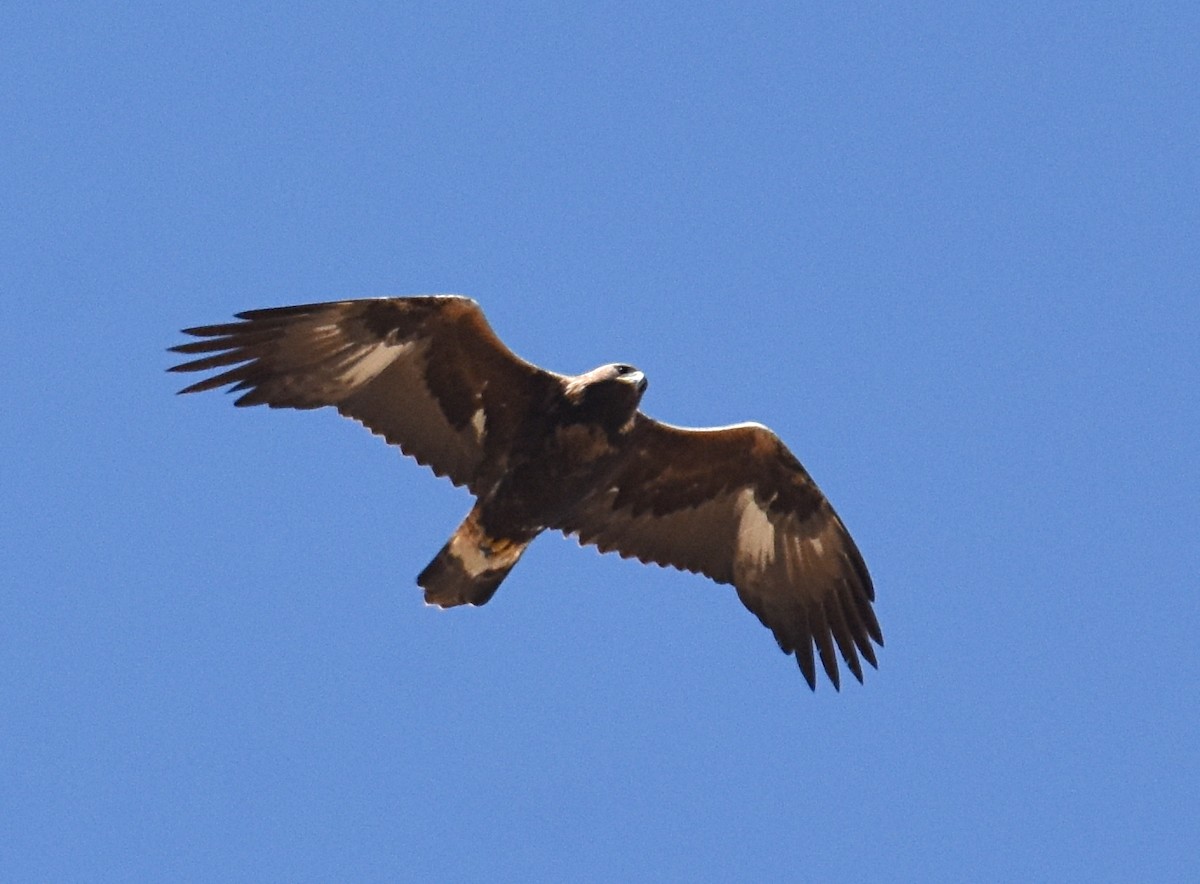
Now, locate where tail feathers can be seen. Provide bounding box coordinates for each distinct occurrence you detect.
[418,510,532,608]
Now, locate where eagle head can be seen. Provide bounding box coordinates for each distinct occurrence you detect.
[564,363,648,431]
[604,363,648,394]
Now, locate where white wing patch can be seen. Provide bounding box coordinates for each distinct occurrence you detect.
[735,487,776,574]
[336,340,412,388]
[470,407,487,442]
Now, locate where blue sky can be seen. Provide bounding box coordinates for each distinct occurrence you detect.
[3,2,1197,880]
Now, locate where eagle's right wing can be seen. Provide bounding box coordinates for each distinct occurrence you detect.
[169,296,557,494]
[555,416,881,690]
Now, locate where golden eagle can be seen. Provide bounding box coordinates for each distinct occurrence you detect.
[169,296,881,689]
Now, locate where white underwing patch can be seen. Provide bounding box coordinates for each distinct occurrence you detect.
[337,341,412,388]
[735,487,776,574]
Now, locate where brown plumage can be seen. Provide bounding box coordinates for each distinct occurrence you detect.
[169,296,882,689]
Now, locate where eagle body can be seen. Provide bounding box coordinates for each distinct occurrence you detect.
[420,363,648,607]
[170,296,882,690]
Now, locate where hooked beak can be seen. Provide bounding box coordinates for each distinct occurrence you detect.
[622,370,648,394]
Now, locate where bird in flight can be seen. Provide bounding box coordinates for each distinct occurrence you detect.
[169,296,881,689]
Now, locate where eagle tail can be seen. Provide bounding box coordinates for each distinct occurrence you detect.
[418,507,533,607]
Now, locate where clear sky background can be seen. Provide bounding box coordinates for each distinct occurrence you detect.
[3,2,1197,881]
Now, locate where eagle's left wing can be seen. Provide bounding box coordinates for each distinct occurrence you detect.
[554,416,882,689]
[169,296,557,494]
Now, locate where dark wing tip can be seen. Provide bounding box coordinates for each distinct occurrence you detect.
[813,624,842,691]
[174,376,225,395]
[166,305,347,403]
[234,304,317,321]
[744,553,880,691]
[168,318,260,393]
[791,636,820,691]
